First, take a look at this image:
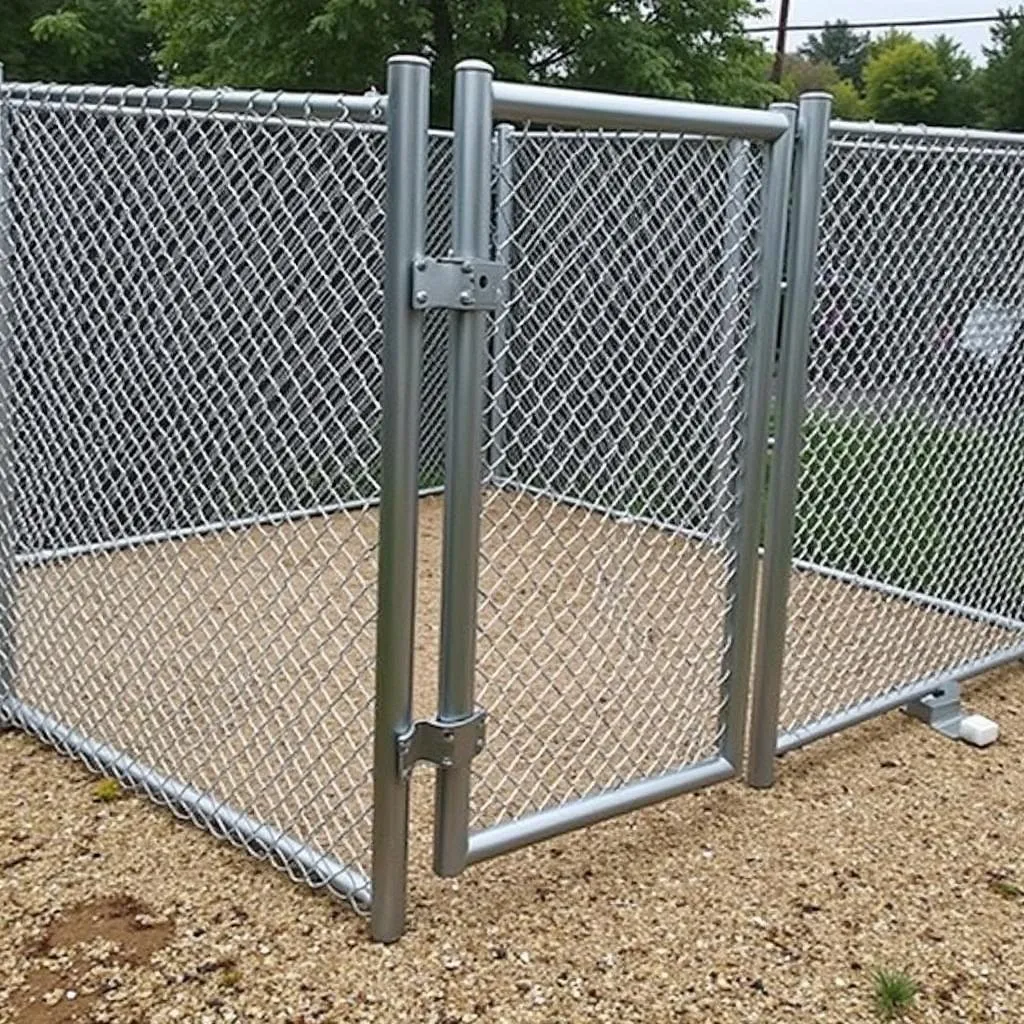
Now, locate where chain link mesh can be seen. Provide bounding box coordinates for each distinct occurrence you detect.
[0,83,420,908]
[779,126,1024,738]
[472,129,766,829]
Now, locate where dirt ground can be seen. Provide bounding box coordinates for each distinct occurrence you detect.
[1,493,1022,1022]
[1,660,1021,1023]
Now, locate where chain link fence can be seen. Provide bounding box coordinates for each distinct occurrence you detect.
[472,128,767,830]
[775,124,1024,744]
[0,82,408,908]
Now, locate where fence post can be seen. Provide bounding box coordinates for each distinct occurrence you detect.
[486,122,514,484]
[0,65,14,732]
[371,54,430,943]
[433,59,493,877]
[719,104,797,768]
[747,92,833,788]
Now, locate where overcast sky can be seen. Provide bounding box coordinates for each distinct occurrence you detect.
[746,1,998,61]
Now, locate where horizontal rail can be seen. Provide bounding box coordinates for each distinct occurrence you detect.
[3,82,385,122]
[15,486,445,568]
[488,476,716,547]
[2,695,372,906]
[776,639,1024,754]
[491,80,790,141]
[465,756,735,866]
[831,118,1024,148]
[790,556,1024,633]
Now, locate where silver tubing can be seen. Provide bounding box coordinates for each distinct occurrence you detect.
[433,60,494,878]
[491,80,790,140]
[485,123,515,483]
[0,66,13,725]
[4,695,372,903]
[465,756,735,865]
[719,105,797,769]
[830,117,1024,147]
[747,93,834,789]
[370,55,430,943]
[776,640,1024,754]
[3,81,385,121]
[490,476,713,545]
[15,487,446,569]
[789,556,1024,633]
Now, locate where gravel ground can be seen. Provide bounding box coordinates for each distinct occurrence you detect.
[1,659,1021,1023]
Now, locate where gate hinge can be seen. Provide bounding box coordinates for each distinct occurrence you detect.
[396,710,487,779]
[411,256,504,311]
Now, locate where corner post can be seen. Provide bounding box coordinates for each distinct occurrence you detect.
[746,92,832,788]
[433,59,494,877]
[719,104,797,769]
[371,54,430,943]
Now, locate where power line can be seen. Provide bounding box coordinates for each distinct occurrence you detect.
[743,14,1017,34]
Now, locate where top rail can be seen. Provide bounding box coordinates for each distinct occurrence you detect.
[2,81,386,122]
[831,117,1024,148]
[491,80,790,141]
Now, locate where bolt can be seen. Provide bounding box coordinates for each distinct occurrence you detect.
[459,291,474,306]
[475,738,484,752]
[414,290,428,305]
[461,260,473,274]
[415,258,427,271]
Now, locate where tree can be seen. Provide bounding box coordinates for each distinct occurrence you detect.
[778,55,866,120]
[863,39,945,123]
[798,20,870,86]
[930,34,981,126]
[144,0,776,119]
[1,0,153,83]
[982,7,1024,129]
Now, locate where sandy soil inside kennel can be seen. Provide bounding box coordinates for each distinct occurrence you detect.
[0,492,1021,1022]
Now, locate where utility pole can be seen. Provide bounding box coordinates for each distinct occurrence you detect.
[771,0,791,83]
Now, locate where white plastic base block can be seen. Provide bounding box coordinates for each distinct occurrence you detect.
[959,714,999,747]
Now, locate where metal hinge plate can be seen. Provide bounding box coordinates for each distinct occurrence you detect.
[396,710,487,779]
[411,256,504,311]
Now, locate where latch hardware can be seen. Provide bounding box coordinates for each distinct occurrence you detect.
[396,710,487,780]
[411,256,504,311]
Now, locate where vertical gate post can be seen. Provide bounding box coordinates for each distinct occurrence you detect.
[719,104,797,768]
[433,59,494,877]
[747,92,833,788]
[371,54,430,943]
[0,65,15,731]
[486,122,515,484]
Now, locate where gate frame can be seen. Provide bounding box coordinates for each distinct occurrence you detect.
[427,66,799,882]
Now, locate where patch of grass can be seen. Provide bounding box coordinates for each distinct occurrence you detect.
[872,968,919,1020]
[987,873,1023,900]
[90,778,123,803]
[219,967,242,988]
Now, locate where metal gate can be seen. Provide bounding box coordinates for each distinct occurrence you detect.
[369,59,799,939]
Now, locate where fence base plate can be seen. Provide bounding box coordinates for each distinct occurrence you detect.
[902,681,998,746]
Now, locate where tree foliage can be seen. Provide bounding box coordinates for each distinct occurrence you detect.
[930,34,981,126]
[778,55,865,120]
[863,39,945,124]
[143,0,773,118]
[982,7,1024,129]
[798,21,870,86]
[1,0,153,83]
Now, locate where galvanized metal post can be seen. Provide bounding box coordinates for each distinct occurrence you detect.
[0,65,15,731]
[371,54,430,943]
[433,59,493,877]
[747,92,833,788]
[718,104,797,769]
[486,123,515,484]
